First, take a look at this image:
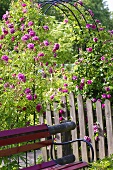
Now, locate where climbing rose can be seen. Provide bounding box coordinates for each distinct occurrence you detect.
[4,83,9,88]
[53,43,60,52]
[79,0,83,6]
[2,14,8,20]
[62,89,68,93]
[27,43,34,49]
[99,28,104,31]
[1,55,9,62]
[105,87,110,91]
[86,24,91,29]
[72,76,77,80]
[107,94,111,99]
[93,37,98,42]
[21,34,30,41]
[18,73,26,82]
[24,88,31,94]
[92,25,96,29]
[88,9,94,17]
[43,25,49,30]
[8,23,14,28]
[29,30,36,37]
[87,80,92,84]
[26,94,33,100]
[22,3,27,7]
[86,47,93,52]
[43,40,49,46]
[93,125,99,133]
[20,17,24,22]
[59,116,63,121]
[64,19,68,23]
[36,104,42,112]
[32,36,39,41]
[102,104,105,108]
[91,98,96,102]
[101,56,105,60]
[50,95,54,100]
[101,94,107,99]
[38,52,44,57]
[28,21,34,26]
[64,83,68,87]
[95,136,99,141]
[84,136,91,142]
[10,28,15,34]
[59,109,64,114]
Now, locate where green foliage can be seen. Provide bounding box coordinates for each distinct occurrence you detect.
[89,154,113,170]
[36,155,44,164]
[0,0,113,131]
[83,0,113,29]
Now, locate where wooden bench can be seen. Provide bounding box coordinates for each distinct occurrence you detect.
[0,121,94,169]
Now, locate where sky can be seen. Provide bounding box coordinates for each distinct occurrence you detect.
[106,0,113,11]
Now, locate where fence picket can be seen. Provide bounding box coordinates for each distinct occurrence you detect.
[61,96,71,156]
[96,101,106,159]
[39,116,48,161]
[86,99,97,161]
[53,102,62,158]
[77,94,88,162]
[69,92,79,161]
[46,104,55,159]
[105,99,113,156]
[39,94,113,162]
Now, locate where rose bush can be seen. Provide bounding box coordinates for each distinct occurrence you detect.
[0,0,113,130]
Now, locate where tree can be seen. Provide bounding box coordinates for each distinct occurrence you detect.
[82,0,113,29]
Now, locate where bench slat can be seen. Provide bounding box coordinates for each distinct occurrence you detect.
[0,131,50,146]
[0,140,52,157]
[42,162,88,170]
[0,124,48,138]
[21,160,57,170]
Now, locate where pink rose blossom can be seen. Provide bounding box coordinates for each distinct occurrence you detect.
[36,104,42,112]
[28,21,34,26]
[87,80,92,85]
[86,47,93,52]
[84,136,91,143]
[26,94,33,100]
[107,94,111,99]
[18,73,26,82]
[1,55,9,62]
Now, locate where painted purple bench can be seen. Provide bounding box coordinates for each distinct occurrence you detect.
[0,121,94,169]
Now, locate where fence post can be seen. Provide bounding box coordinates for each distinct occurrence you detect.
[105,99,113,156]
[86,99,97,161]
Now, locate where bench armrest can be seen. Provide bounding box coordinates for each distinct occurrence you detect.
[50,138,94,163]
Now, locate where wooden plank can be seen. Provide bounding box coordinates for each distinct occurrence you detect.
[42,162,88,170]
[22,160,56,170]
[69,92,79,161]
[0,131,50,147]
[39,116,48,162]
[77,94,88,162]
[0,124,48,138]
[53,102,62,158]
[105,99,113,156]
[61,96,71,156]
[0,140,53,157]
[46,104,55,159]
[96,101,105,159]
[61,96,68,120]
[86,99,97,161]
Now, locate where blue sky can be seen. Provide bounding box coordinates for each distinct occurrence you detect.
[106,0,113,11]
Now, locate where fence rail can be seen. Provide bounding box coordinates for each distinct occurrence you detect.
[39,93,113,162]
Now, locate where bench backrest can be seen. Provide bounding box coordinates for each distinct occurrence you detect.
[0,121,76,157]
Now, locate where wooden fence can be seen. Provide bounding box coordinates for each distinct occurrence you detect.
[39,93,113,162]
